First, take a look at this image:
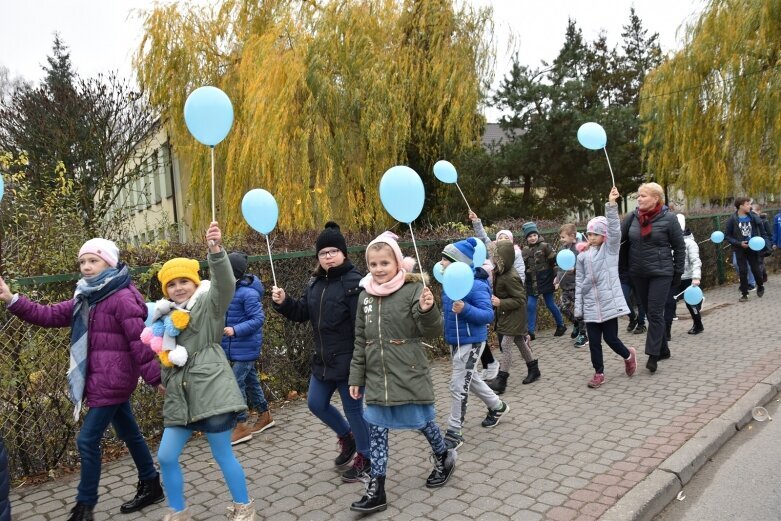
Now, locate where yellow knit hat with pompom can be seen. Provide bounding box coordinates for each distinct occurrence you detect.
[158,258,201,298]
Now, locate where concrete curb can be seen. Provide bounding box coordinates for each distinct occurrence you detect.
[600,381,781,521]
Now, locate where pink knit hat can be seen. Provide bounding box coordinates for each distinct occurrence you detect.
[366,231,416,272]
[496,229,514,242]
[78,238,119,267]
[586,216,608,237]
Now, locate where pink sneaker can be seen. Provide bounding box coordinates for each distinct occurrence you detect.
[587,373,605,388]
[625,347,637,377]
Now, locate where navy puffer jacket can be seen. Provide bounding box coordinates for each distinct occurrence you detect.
[441,267,494,345]
[222,275,265,362]
[0,434,10,521]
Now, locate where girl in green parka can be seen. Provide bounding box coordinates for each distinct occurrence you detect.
[150,222,255,521]
[348,232,456,514]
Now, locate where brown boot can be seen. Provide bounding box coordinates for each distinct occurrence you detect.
[231,422,253,446]
[250,410,275,434]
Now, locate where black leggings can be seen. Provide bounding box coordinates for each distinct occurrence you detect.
[585,318,631,374]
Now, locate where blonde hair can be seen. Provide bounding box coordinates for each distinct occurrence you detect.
[559,223,577,236]
[638,182,665,204]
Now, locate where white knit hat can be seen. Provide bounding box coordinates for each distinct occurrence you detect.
[677,213,686,231]
[78,238,120,267]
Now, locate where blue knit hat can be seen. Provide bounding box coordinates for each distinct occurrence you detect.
[522,222,539,238]
[442,238,477,267]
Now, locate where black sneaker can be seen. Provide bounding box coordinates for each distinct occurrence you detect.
[425,449,457,488]
[481,401,509,428]
[528,332,536,341]
[626,318,637,332]
[757,286,765,298]
[739,294,749,302]
[633,324,647,334]
[554,325,567,337]
[341,453,371,483]
[335,432,356,467]
[444,430,464,450]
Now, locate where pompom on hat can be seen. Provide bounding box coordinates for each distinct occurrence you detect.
[78,238,119,267]
[157,258,201,298]
[315,221,348,256]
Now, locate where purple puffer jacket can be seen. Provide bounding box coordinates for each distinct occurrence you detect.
[8,285,161,407]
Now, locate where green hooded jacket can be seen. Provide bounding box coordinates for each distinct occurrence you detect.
[490,241,528,336]
[348,274,442,406]
[160,250,247,427]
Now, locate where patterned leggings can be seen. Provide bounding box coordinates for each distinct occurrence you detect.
[369,421,445,478]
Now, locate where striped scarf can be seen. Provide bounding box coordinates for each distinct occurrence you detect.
[69,264,131,420]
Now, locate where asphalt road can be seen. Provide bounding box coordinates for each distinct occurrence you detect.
[655,394,781,521]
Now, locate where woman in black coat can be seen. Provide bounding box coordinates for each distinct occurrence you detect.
[621,182,685,373]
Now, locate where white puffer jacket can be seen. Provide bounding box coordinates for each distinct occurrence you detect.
[682,232,702,280]
[575,202,630,323]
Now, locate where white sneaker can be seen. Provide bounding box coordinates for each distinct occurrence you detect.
[484,361,500,381]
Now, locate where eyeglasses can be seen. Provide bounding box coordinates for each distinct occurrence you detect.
[318,248,341,259]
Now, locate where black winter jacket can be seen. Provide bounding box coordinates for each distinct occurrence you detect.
[725,211,771,252]
[0,434,9,521]
[272,261,363,381]
[621,207,685,278]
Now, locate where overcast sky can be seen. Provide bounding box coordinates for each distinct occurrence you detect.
[0,0,705,121]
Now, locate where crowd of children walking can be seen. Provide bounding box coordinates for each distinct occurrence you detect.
[2,185,773,521]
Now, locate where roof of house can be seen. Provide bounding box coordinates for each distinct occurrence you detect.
[481,122,523,148]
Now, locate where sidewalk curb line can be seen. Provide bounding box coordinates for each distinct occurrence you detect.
[599,381,779,521]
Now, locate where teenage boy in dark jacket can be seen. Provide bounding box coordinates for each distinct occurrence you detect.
[726,197,769,301]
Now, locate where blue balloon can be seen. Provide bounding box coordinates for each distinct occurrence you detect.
[556,249,576,271]
[710,231,725,244]
[379,166,425,223]
[577,122,607,150]
[144,302,157,327]
[442,261,474,301]
[683,286,703,306]
[241,189,279,234]
[0,175,4,202]
[184,86,234,146]
[433,261,445,283]
[749,236,766,252]
[472,238,487,267]
[433,160,458,184]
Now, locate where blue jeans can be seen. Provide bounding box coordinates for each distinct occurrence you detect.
[232,361,268,422]
[307,375,370,458]
[76,402,157,506]
[621,281,646,325]
[527,292,564,334]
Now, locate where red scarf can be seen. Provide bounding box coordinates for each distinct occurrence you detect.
[637,203,663,237]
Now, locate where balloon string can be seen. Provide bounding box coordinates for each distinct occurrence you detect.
[603,147,616,187]
[265,234,278,288]
[209,146,216,247]
[454,314,460,362]
[408,223,426,289]
[455,182,472,213]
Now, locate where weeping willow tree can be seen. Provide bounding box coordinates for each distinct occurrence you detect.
[640,0,781,200]
[134,0,493,232]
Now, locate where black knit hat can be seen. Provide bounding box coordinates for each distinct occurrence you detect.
[315,221,348,256]
[228,252,249,280]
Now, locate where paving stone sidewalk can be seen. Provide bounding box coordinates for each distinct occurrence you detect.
[10,276,781,521]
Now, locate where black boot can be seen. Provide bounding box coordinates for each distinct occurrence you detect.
[66,503,94,521]
[426,449,457,488]
[688,317,704,334]
[120,474,165,513]
[522,360,540,384]
[646,355,658,373]
[350,476,387,513]
[487,371,508,395]
[665,323,672,342]
[335,431,356,467]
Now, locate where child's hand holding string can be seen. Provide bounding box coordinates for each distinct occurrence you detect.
[419,287,434,312]
[452,300,464,314]
[206,221,222,253]
[609,186,620,203]
[0,277,12,305]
